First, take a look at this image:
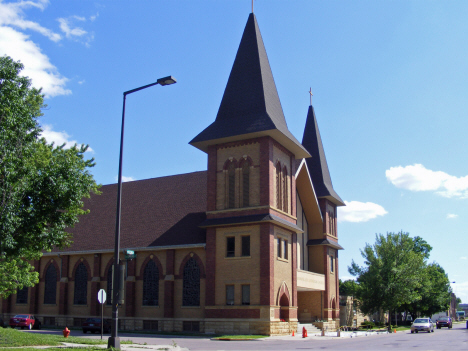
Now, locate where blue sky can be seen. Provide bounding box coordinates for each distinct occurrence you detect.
[1,0,467,303]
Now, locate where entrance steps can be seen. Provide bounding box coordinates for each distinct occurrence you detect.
[297,323,321,335]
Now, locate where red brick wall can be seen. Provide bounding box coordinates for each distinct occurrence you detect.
[206,308,260,319]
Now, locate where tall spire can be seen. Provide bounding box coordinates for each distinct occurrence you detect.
[190,13,309,159]
[302,104,344,206]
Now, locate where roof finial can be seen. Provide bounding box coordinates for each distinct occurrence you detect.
[252,0,254,13]
[309,87,313,106]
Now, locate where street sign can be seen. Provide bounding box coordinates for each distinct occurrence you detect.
[98,289,107,304]
[125,249,136,259]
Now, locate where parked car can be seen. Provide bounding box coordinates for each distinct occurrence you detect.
[410,318,434,333]
[82,318,110,334]
[9,314,41,330]
[436,316,452,329]
[0,316,5,328]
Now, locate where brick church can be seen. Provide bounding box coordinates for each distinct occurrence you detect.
[1,13,344,335]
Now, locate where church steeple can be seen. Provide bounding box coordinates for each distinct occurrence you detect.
[302,104,344,206]
[190,13,309,159]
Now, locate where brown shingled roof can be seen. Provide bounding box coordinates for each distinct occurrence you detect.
[58,171,207,253]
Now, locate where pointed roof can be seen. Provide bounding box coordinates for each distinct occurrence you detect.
[190,13,309,159]
[302,105,344,206]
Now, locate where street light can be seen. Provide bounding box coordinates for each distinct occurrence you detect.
[108,76,177,350]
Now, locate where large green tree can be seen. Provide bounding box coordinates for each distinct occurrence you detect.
[403,263,451,318]
[0,56,100,297]
[349,231,427,327]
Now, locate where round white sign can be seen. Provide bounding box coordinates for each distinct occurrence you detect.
[97,289,107,304]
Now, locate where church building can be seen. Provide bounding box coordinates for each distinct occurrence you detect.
[1,13,344,335]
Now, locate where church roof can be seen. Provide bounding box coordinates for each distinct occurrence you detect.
[52,171,207,254]
[190,13,309,159]
[302,105,344,206]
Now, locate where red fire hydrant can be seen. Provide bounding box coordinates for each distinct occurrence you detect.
[63,327,70,338]
[302,326,308,338]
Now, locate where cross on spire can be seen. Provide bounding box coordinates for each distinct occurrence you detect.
[309,87,313,106]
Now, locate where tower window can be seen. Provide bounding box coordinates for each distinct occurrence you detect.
[242,285,250,305]
[226,237,235,257]
[228,162,236,208]
[283,167,288,213]
[226,285,235,305]
[242,161,250,207]
[276,163,282,211]
[241,236,250,257]
[330,255,334,273]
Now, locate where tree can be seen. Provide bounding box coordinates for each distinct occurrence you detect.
[404,263,451,318]
[349,231,427,328]
[0,56,100,297]
[339,279,360,297]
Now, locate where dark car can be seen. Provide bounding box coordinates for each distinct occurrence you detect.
[9,314,41,330]
[436,316,452,329]
[82,318,110,334]
[0,316,5,328]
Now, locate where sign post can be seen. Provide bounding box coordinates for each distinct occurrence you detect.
[97,289,107,340]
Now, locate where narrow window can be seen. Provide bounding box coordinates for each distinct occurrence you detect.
[241,236,250,257]
[276,163,282,211]
[106,266,113,305]
[182,258,200,306]
[16,286,28,304]
[330,255,334,273]
[44,264,57,304]
[283,240,288,260]
[226,237,235,257]
[277,238,282,258]
[242,285,250,305]
[283,167,288,213]
[242,161,250,207]
[228,162,236,208]
[226,285,235,305]
[143,260,159,306]
[74,262,88,305]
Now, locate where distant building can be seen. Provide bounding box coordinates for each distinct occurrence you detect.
[1,13,344,335]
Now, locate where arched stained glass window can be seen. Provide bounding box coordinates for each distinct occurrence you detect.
[228,162,236,208]
[142,260,159,306]
[242,161,250,207]
[44,264,57,304]
[283,166,288,213]
[182,258,200,306]
[276,163,282,211]
[16,286,28,304]
[107,265,113,305]
[74,262,88,305]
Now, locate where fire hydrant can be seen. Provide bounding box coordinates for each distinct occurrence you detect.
[302,326,308,338]
[63,327,70,338]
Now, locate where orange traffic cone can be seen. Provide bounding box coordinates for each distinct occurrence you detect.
[394,329,396,333]
[292,330,295,336]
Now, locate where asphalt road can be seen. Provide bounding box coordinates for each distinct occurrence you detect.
[26,322,468,351]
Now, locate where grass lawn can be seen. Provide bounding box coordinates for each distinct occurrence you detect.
[0,327,133,348]
[0,348,106,351]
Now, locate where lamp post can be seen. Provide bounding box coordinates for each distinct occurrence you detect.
[108,76,177,350]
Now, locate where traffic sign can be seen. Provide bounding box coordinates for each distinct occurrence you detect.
[98,289,106,304]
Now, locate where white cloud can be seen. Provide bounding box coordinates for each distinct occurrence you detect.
[0,26,71,97]
[114,176,135,183]
[0,0,61,42]
[460,257,467,260]
[338,201,388,223]
[58,17,86,38]
[386,164,468,199]
[0,0,97,97]
[40,124,93,152]
[447,214,458,219]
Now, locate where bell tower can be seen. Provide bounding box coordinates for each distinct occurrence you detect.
[189,13,310,334]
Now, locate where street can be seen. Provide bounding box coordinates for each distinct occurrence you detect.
[28,322,468,351]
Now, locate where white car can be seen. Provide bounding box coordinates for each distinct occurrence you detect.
[410,318,434,333]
